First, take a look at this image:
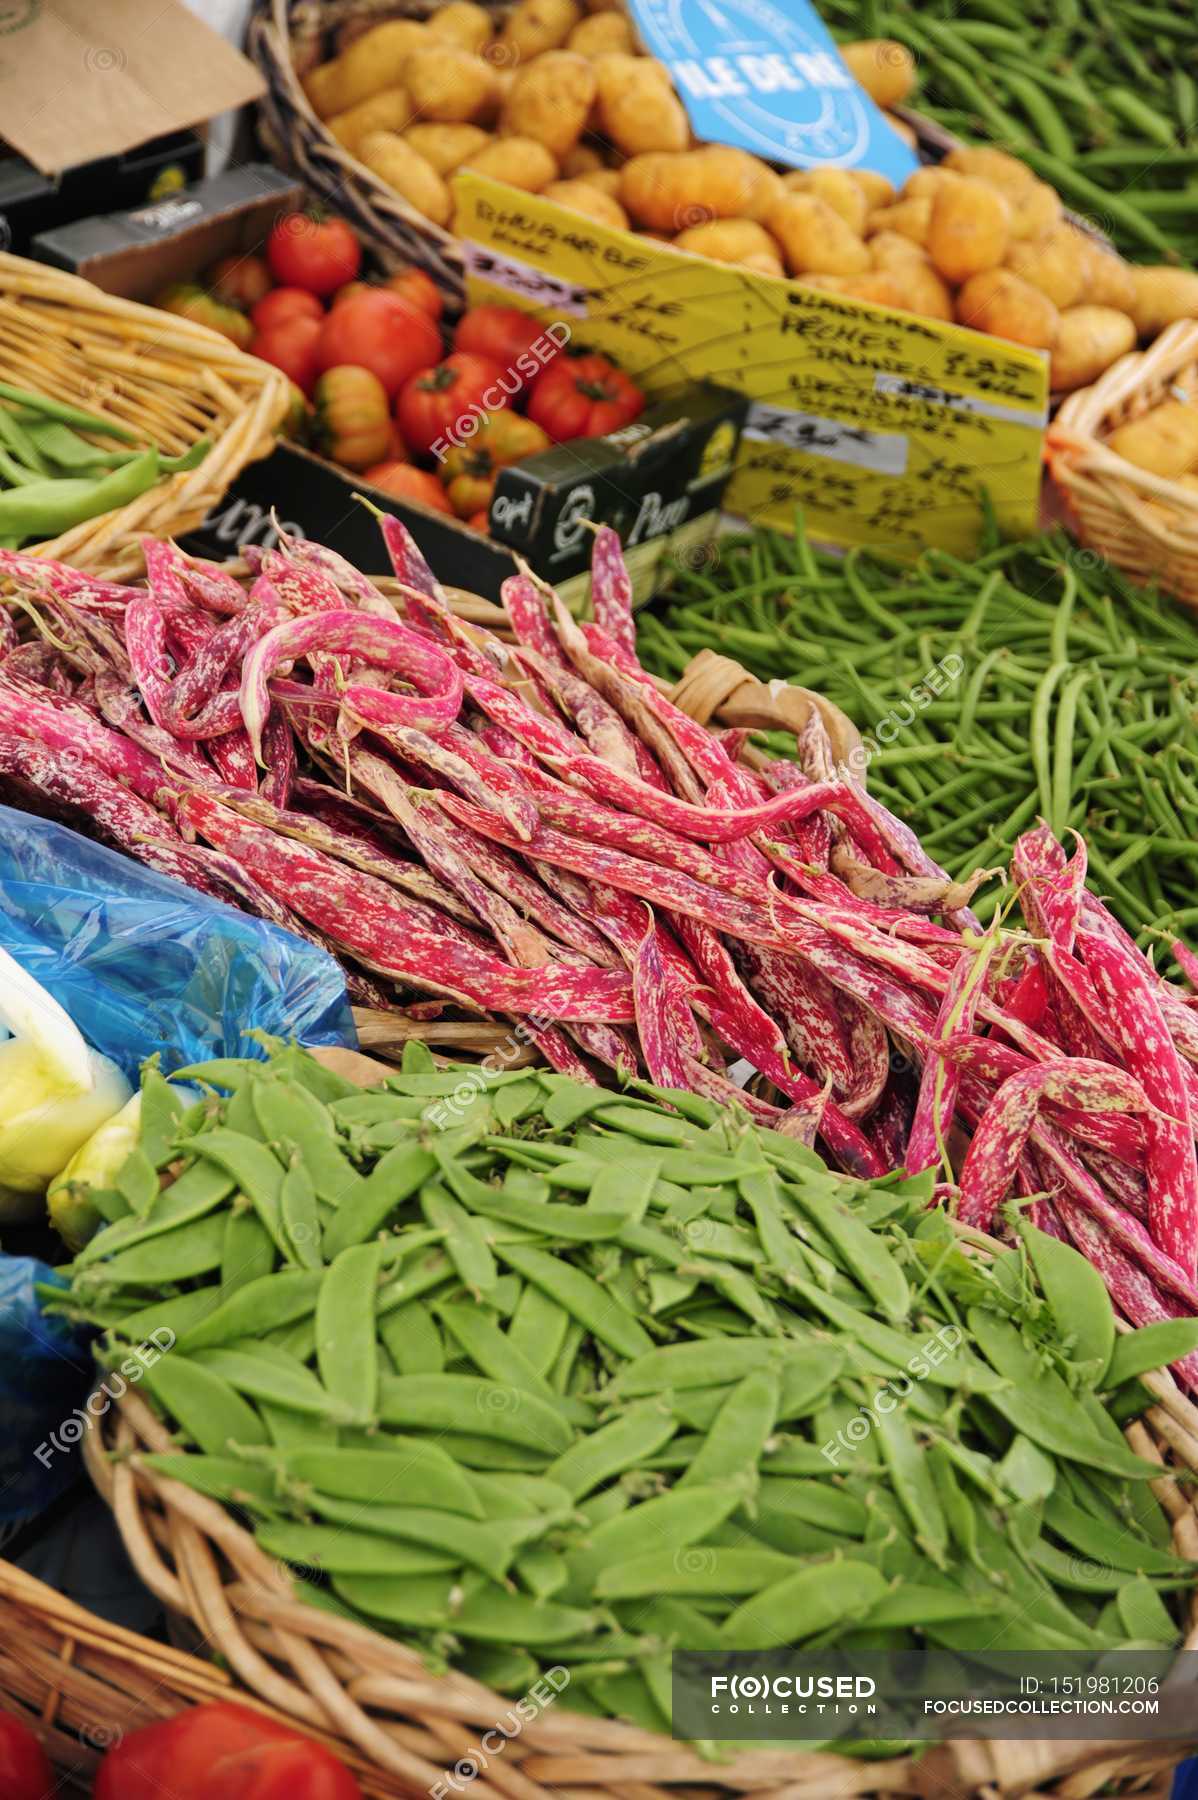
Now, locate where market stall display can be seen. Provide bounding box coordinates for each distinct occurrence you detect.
[820,0,1198,264]
[0,257,290,579]
[641,513,1198,947]
[41,1039,1198,1795]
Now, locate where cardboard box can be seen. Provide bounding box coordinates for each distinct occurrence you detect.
[31,163,304,296]
[0,0,263,177]
[0,131,204,258]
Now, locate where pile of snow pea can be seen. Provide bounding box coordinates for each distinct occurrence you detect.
[641,514,1198,959]
[55,1041,1198,1732]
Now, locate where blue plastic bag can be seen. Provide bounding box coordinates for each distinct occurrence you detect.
[0,804,355,1076]
[0,1261,92,1523]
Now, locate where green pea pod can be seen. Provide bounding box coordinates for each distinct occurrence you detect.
[74,1162,234,1268]
[220,1206,276,1292]
[1105,1319,1198,1387]
[0,449,160,543]
[138,1452,279,1512]
[785,1179,911,1322]
[508,1284,570,1378]
[997,1434,1058,1505]
[1016,1218,1115,1381]
[377,1372,573,1454]
[260,1520,458,1577]
[177,1269,323,1352]
[586,1154,661,1221]
[321,1142,437,1259]
[104,1287,224,1346]
[873,1402,950,1571]
[333,1572,457,1630]
[1116,1577,1180,1645]
[188,1130,290,1257]
[279,1161,323,1270]
[253,1079,364,1210]
[419,1182,498,1295]
[194,1342,358,1424]
[379,1298,444,1375]
[0,381,138,440]
[927,1440,982,1571]
[1042,1490,1192,1575]
[756,1476,869,1539]
[677,1368,778,1492]
[171,1057,263,1092]
[567,1484,741,1592]
[722,1560,887,1650]
[80,1209,227,1288]
[449,1583,601,1645]
[546,1398,676,1500]
[137,1070,187,1169]
[260,1402,332,1451]
[315,1240,383,1425]
[0,404,50,474]
[139,1352,269,1455]
[865,1584,998,1629]
[308,1494,537,1584]
[436,1300,589,1426]
[272,1442,481,1517]
[495,1242,653,1360]
[596,1545,795,1600]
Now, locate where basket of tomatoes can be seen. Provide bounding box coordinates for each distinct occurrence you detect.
[156,210,646,532]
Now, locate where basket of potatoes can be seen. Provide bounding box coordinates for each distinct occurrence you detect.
[1048,302,1198,608]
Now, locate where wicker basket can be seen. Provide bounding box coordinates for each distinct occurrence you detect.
[248,0,501,310]
[46,1035,1198,1800]
[0,254,290,580]
[1046,319,1198,608]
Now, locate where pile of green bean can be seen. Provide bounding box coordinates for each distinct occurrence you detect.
[51,1041,1197,1734]
[820,0,1198,262]
[640,517,1198,954]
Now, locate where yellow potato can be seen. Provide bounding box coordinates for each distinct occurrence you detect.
[426,1,493,53]
[1007,179,1061,241]
[403,44,496,121]
[620,148,779,232]
[798,274,849,291]
[568,11,633,54]
[1075,236,1136,312]
[767,193,871,277]
[850,169,895,209]
[593,54,689,155]
[943,145,1035,197]
[1005,227,1086,310]
[782,169,867,234]
[327,88,414,158]
[897,263,954,321]
[866,195,932,246]
[928,179,1010,284]
[1051,306,1136,391]
[836,270,910,308]
[1107,400,1198,478]
[560,141,605,175]
[460,134,558,191]
[570,165,621,196]
[544,179,629,229]
[675,219,784,276]
[404,123,491,174]
[883,110,917,147]
[955,267,1058,348]
[357,131,452,225]
[500,51,596,159]
[869,230,929,269]
[1129,267,1198,338]
[498,0,581,61]
[303,21,426,117]
[839,40,917,108]
[903,167,963,201]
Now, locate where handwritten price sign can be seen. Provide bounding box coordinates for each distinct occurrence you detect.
[454,174,1049,557]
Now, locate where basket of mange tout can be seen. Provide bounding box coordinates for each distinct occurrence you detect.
[0,254,290,580]
[2,515,1197,1795]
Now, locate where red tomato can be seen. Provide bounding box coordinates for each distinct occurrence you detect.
[466,507,491,531]
[331,280,375,308]
[384,267,443,321]
[361,461,455,513]
[396,352,507,460]
[205,253,272,310]
[454,304,560,374]
[528,353,645,440]
[95,1701,361,1800]
[250,316,323,397]
[315,291,442,398]
[251,287,324,334]
[266,212,361,296]
[0,1710,52,1799]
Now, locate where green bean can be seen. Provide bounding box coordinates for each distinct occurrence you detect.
[317,1242,383,1425]
[140,1353,269,1455]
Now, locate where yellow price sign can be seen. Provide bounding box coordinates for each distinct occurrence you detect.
[453,173,1049,556]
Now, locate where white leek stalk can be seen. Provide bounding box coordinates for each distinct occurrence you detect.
[0,946,131,1221]
[48,1092,142,1250]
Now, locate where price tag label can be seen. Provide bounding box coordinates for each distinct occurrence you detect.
[454,174,1049,559]
[624,0,919,185]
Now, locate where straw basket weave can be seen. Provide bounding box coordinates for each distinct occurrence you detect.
[248,0,507,310]
[1046,318,1198,609]
[0,254,290,580]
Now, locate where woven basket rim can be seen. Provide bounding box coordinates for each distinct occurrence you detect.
[0,250,290,578]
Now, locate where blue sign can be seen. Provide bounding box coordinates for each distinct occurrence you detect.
[625,0,920,187]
